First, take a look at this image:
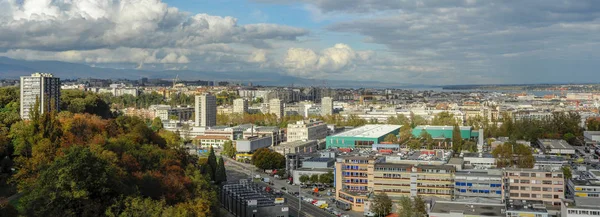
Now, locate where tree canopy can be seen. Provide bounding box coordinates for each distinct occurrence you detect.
[371,192,392,217]
[491,142,535,168]
[251,148,285,171]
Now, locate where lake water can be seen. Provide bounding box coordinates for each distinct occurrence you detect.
[402,87,560,97]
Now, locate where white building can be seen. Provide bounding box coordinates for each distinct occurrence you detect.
[269,98,284,119]
[195,94,217,127]
[321,97,333,116]
[155,106,194,122]
[233,98,248,114]
[20,72,60,120]
[286,120,328,142]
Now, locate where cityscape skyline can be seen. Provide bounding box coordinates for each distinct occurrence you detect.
[2,0,600,85]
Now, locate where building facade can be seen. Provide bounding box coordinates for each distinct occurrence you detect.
[326,125,401,148]
[195,94,217,127]
[286,120,328,142]
[454,170,503,201]
[233,98,248,114]
[322,96,333,116]
[20,72,60,120]
[269,98,284,119]
[503,169,565,207]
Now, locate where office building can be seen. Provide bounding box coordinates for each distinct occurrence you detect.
[269,98,284,118]
[562,197,600,217]
[454,170,503,201]
[242,125,284,146]
[321,96,333,116]
[233,98,248,114]
[503,168,565,207]
[195,94,217,127]
[334,155,455,212]
[326,125,401,148]
[506,200,549,217]
[235,136,272,153]
[220,181,289,217]
[566,170,600,199]
[20,72,60,120]
[538,139,576,155]
[286,120,328,142]
[154,106,194,121]
[272,140,318,155]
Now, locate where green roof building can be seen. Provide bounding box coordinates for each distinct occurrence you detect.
[326,124,402,148]
[412,125,475,140]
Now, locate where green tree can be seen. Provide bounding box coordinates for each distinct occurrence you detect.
[384,134,398,144]
[413,195,427,217]
[20,146,127,217]
[387,115,410,126]
[319,172,334,185]
[253,149,285,171]
[371,192,392,217]
[452,124,462,153]
[300,175,310,183]
[562,166,573,179]
[207,146,217,182]
[397,196,413,217]
[150,117,163,132]
[221,140,236,158]
[215,157,227,184]
[310,174,319,183]
[432,111,456,126]
[410,112,428,127]
[587,118,600,131]
[563,133,576,145]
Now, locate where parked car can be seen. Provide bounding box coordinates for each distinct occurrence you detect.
[281,187,287,191]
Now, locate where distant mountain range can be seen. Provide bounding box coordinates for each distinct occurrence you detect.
[0,57,428,88]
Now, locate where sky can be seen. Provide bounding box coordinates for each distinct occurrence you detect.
[1,0,600,85]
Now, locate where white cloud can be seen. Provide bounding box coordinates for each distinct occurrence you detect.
[283,43,371,76]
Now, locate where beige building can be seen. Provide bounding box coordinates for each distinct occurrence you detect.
[233,98,248,114]
[334,156,456,212]
[321,97,333,116]
[20,72,60,120]
[286,119,328,142]
[269,98,284,118]
[503,168,565,207]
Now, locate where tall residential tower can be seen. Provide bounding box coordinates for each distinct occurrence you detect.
[20,72,60,120]
[195,94,217,127]
[269,98,284,119]
[321,96,333,116]
[233,98,248,114]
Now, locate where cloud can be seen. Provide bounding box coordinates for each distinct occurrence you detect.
[0,0,308,51]
[282,43,372,76]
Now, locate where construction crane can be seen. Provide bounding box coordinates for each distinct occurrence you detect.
[172,74,179,88]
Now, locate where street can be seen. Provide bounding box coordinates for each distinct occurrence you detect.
[223,157,349,217]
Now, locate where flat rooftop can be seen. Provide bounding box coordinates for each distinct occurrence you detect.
[331,124,401,138]
[277,140,316,148]
[538,139,575,150]
[305,157,334,163]
[414,125,473,131]
[430,202,505,216]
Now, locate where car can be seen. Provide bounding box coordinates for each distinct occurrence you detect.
[281,187,287,191]
[318,187,326,191]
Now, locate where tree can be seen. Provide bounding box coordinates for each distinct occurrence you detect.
[300,175,310,183]
[221,140,236,158]
[587,118,600,131]
[384,134,398,144]
[310,174,319,183]
[562,166,573,179]
[387,115,410,126]
[452,124,463,154]
[432,111,456,126]
[20,146,127,216]
[410,112,428,127]
[207,146,217,182]
[563,133,576,145]
[150,117,163,132]
[319,172,334,185]
[492,142,535,168]
[371,192,392,217]
[397,196,413,217]
[253,149,285,171]
[413,195,427,217]
[215,157,227,184]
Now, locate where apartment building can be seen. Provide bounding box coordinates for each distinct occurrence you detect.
[154,106,194,121]
[286,119,328,142]
[322,96,333,116]
[195,94,217,127]
[503,169,565,207]
[269,98,284,118]
[20,72,61,120]
[233,98,248,114]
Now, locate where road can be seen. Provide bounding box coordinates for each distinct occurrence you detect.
[223,157,337,217]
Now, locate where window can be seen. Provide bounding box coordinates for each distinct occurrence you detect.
[532,187,541,191]
[520,180,530,184]
[521,193,530,198]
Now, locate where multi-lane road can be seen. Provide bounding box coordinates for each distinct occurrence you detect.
[223,157,336,217]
